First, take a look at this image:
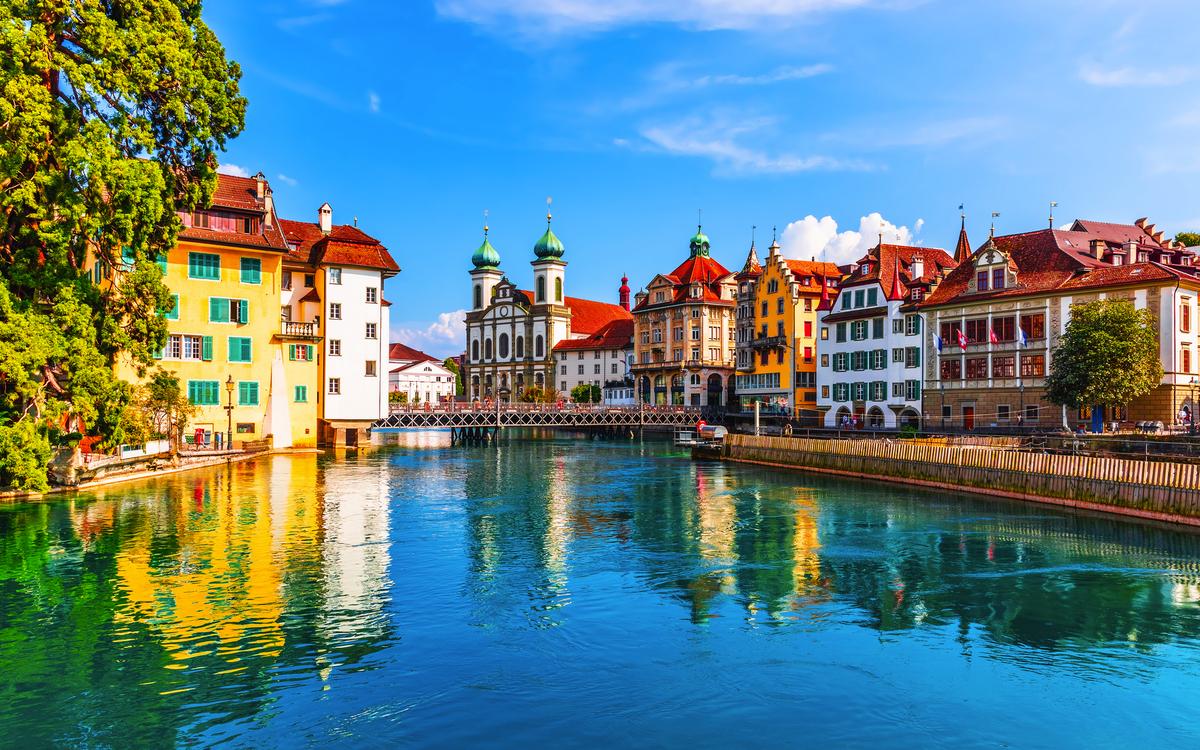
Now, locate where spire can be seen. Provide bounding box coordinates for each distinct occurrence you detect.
[817,271,833,311]
[619,274,631,311]
[954,214,971,264]
[889,251,904,300]
[741,240,761,275]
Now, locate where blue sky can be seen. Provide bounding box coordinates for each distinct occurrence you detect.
[205,0,1200,358]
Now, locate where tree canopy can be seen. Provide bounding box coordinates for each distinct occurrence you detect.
[442,357,462,396]
[0,3,246,489]
[1044,299,1163,410]
[1174,232,1200,248]
[570,384,601,403]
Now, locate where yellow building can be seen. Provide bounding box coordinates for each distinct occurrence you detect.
[733,240,840,422]
[111,172,319,449]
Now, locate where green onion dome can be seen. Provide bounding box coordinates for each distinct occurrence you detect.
[533,214,565,259]
[689,228,711,258]
[472,230,501,269]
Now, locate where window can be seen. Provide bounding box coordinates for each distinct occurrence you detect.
[965,357,987,379]
[992,316,1015,342]
[281,306,292,322]
[871,381,886,401]
[941,359,961,379]
[237,381,260,406]
[555,277,562,302]
[330,339,342,356]
[893,319,904,334]
[537,276,546,302]
[872,318,884,339]
[1182,299,1192,333]
[834,353,848,372]
[992,355,1015,378]
[776,322,785,337]
[187,380,220,405]
[294,385,308,403]
[911,288,923,301]
[536,335,544,357]
[852,382,867,401]
[329,303,342,320]
[834,383,849,402]
[1025,404,1039,422]
[836,323,847,343]
[188,252,220,280]
[366,287,377,304]
[940,321,963,347]
[905,380,920,401]
[653,328,662,343]
[164,335,182,359]
[208,298,248,324]
[965,319,988,344]
[516,336,524,358]
[852,321,869,341]
[761,301,769,317]
[976,271,988,291]
[867,288,878,306]
[228,336,252,363]
[905,315,920,336]
[691,327,701,340]
[366,360,377,377]
[1183,348,1193,374]
[893,348,904,363]
[905,347,920,368]
[1021,354,1045,377]
[1020,313,1045,340]
[240,257,261,285]
[328,378,341,395]
[288,344,315,361]
[485,339,493,359]
[304,274,315,288]
[578,365,585,375]
[804,321,812,337]
[805,298,813,312]
[821,354,829,367]
[612,363,618,374]
[821,327,829,341]
[655,291,665,303]
[854,290,865,308]
[872,349,887,369]
[594,364,601,374]
[841,294,851,310]
[186,335,207,360]
[822,385,830,399]
[942,404,952,418]
[992,268,1005,290]
[474,285,483,309]
[710,326,721,339]
[163,294,179,321]
[673,326,683,341]
[776,298,784,315]
[282,271,292,291]
[366,322,377,339]
[997,404,1010,421]
[852,351,867,371]
[329,268,342,285]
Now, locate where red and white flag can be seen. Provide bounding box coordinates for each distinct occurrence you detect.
[989,328,1000,345]
[957,328,969,348]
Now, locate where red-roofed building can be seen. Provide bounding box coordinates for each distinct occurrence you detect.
[463,217,632,401]
[817,241,957,429]
[278,203,400,445]
[920,219,1200,431]
[630,227,737,405]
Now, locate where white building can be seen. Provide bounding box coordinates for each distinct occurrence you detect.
[279,206,399,447]
[817,242,956,430]
[387,344,456,404]
[551,318,635,402]
[463,217,632,402]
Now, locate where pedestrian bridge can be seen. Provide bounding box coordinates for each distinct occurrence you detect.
[373,403,713,443]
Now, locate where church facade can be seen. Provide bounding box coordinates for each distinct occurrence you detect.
[462,216,632,401]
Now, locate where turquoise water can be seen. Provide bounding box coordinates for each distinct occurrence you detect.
[3,432,1200,748]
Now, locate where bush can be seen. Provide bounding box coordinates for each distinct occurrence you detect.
[0,421,53,492]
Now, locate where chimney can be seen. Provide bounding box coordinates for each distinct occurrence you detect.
[263,186,274,230]
[910,254,924,280]
[254,171,265,200]
[1089,239,1105,260]
[318,203,332,235]
[1135,218,1148,228]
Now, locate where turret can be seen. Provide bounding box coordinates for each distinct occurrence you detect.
[531,212,567,305]
[469,226,503,311]
[619,275,631,311]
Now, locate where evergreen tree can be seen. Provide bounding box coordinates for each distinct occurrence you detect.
[0,3,246,488]
[1044,299,1163,414]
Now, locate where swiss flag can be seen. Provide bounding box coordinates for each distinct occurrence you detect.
[956,328,969,348]
[989,328,1000,345]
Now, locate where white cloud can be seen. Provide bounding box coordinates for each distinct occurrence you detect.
[277,13,332,32]
[368,91,381,112]
[435,0,874,33]
[695,64,833,87]
[1079,62,1194,87]
[393,310,468,357]
[217,163,250,177]
[779,213,921,265]
[277,174,298,186]
[640,114,865,175]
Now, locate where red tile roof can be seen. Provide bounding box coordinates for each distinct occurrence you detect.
[299,288,321,303]
[552,319,634,351]
[178,173,289,251]
[388,342,438,362]
[954,222,971,264]
[516,291,633,335]
[837,244,956,300]
[278,218,400,274]
[783,259,843,283]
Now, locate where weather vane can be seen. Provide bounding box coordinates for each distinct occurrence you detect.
[697,208,702,231]
[546,197,552,225]
[991,212,1001,237]
[1050,201,1057,229]
[484,209,488,235]
[752,225,756,244]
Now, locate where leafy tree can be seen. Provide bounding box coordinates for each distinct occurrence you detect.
[443,357,463,396]
[1044,299,1163,413]
[1174,232,1200,247]
[519,385,560,403]
[570,384,602,403]
[123,369,198,451]
[0,3,246,486]
[388,390,408,405]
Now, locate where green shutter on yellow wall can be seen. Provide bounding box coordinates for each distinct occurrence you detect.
[201,336,213,361]
[289,344,296,361]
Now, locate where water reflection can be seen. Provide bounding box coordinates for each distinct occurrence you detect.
[3,432,1200,748]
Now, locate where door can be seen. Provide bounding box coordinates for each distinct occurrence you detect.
[346,428,359,447]
[1091,405,1105,433]
[963,406,975,431]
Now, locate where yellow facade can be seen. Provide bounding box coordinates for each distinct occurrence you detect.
[745,247,838,421]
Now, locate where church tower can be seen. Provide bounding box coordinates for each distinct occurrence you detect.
[469,226,503,311]
[530,212,567,306]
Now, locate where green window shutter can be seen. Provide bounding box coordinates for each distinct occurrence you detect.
[867,288,878,306]
[164,294,179,320]
[121,247,135,270]
[187,381,197,404]
[294,385,307,403]
[240,258,262,285]
[306,344,314,361]
[155,254,168,276]
[209,297,230,322]
[238,299,248,325]
[154,346,163,361]
[238,381,247,405]
[202,336,213,361]
[289,344,296,361]
[240,338,251,362]
[250,382,259,405]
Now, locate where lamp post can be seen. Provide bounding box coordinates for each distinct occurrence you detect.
[939,382,945,433]
[1019,381,1025,435]
[1191,377,1198,436]
[224,375,234,451]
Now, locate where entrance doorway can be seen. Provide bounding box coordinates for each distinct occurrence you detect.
[962,406,975,431]
[346,428,359,447]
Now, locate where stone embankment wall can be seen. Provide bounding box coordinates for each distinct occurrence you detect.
[724,434,1200,526]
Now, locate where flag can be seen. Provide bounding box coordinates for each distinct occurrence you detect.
[1018,327,1028,348]
[935,335,943,353]
[989,328,999,345]
[957,328,969,348]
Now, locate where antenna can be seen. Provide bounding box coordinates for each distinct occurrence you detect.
[751,225,756,245]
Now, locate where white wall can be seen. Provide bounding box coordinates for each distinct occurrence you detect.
[323,265,387,420]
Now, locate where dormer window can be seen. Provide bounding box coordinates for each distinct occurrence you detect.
[801,277,811,286]
[655,291,665,303]
[1138,251,1149,262]
[911,288,923,301]
[992,268,1005,290]
[977,271,989,292]
[861,263,872,276]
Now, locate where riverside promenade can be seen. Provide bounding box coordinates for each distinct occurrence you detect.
[721,434,1200,526]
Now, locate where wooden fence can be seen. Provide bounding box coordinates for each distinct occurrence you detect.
[724,434,1200,525]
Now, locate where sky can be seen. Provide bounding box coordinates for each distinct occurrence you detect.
[203,0,1200,358]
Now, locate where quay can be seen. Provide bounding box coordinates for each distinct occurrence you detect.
[374,403,714,444]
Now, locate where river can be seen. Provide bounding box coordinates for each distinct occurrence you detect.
[2,432,1200,749]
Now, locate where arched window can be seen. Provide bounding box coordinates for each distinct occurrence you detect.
[499,333,509,359]
[516,336,524,358]
[536,372,544,384]
[690,374,701,385]
[654,375,665,388]
[474,284,483,309]
[555,277,562,302]
[485,338,493,359]
[535,335,544,357]
[537,276,546,302]
[472,340,479,360]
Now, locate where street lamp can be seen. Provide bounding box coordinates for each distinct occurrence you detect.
[1019,381,1025,435]
[939,382,945,433]
[1191,377,1198,436]
[224,375,234,451]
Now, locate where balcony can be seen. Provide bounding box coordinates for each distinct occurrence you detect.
[748,335,788,350]
[684,359,735,370]
[630,360,682,374]
[279,320,322,340]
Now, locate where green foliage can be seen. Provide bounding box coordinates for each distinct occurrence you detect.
[1045,299,1164,410]
[519,385,560,403]
[898,425,919,439]
[0,420,52,492]
[570,384,602,403]
[443,357,463,396]
[0,4,245,487]
[389,390,407,404]
[1174,232,1200,247]
[124,369,197,448]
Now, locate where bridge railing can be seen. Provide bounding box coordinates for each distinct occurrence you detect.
[388,402,704,415]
